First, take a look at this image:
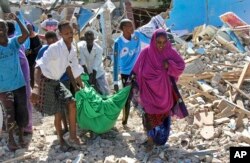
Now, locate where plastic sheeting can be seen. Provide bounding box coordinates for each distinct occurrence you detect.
[77,7,93,32]
[167,0,250,31]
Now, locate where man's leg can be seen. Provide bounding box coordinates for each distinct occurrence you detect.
[54,112,64,144]
[121,74,132,125]
[14,86,29,147]
[0,92,19,151]
[58,81,81,145]
[122,100,131,125]
[18,127,26,147]
[54,112,73,152]
[67,100,81,144]
[62,110,68,133]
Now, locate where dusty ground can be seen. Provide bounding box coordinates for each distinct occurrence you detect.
[0,104,230,163]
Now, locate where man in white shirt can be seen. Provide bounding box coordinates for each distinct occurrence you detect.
[31,21,83,151]
[78,30,110,95]
[40,14,59,32]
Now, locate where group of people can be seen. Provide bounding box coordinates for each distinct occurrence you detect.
[0,12,110,151]
[113,18,186,150]
[0,0,187,153]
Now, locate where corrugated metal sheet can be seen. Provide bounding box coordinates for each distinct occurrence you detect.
[167,0,250,31]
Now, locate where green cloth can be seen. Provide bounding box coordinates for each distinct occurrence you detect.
[75,78,131,134]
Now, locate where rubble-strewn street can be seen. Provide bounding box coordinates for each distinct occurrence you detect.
[0,107,226,163]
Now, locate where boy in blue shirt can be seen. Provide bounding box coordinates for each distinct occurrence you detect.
[0,13,29,151]
[113,19,151,125]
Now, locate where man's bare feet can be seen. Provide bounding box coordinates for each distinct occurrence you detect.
[69,136,83,145]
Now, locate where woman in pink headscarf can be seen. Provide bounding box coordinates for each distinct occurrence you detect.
[133,29,185,150]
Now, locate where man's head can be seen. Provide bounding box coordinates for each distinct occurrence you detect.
[84,30,94,47]
[45,31,58,45]
[119,19,134,37]
[6,20,15,37]
[47,14,52,19]
[0,19,8,38]
[58,20,73,44]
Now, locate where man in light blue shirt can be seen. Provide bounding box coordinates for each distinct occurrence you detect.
[0,13,29,151]
[113,19,151,125]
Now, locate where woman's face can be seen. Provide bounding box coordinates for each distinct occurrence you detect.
[156,35,167,52]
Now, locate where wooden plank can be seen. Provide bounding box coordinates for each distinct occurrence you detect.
[181,83,217,100]
[185,55,201,64]
[236,99,245,129]
[225,80,250,101]
[214,117,230,125]
[236,62,250,89]
[3,152,33,163]
[215,107,235,118]
[215,95,250,116]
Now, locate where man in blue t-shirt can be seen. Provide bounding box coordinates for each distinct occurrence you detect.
[113,19,151,125]
[0,13,29,151]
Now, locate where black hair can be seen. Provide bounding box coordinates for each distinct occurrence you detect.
[6,20,15,36]
[84,30,94,37]
[58,20,70,32]
[119,19,132,30]
[47,14,52,18]
[45,31,57,39]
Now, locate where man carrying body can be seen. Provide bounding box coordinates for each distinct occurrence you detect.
[78,30,110,95]
[113,19,149,125]
[31,21,83,151]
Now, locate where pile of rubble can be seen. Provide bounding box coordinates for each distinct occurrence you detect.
[1,12,250,163]
[168,12,250,162]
